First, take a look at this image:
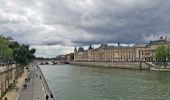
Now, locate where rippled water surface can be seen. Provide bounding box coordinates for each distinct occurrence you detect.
[40,64,170,100]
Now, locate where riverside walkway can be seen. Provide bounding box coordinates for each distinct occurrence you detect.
[16,64,53,100]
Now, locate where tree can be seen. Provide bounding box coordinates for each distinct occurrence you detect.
[156,45,167,62]
[0,35,36,65]
[11,42,36,65]
[167,44,170,61]
[155,44,170,68]
[0,35,13,92]
[0,35,36,91]
[0,35,13,61]
[10,41,36,77]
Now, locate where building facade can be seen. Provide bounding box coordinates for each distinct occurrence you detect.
[74,37,170,62]
[74,44,141,62]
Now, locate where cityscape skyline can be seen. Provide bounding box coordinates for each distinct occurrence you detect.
[1,0,170,57]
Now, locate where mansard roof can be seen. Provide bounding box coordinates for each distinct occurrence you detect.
[91,45,135,52]
[133,44,147,48]
[146,39,166,47]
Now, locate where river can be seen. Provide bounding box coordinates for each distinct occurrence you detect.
[40,64,170,100]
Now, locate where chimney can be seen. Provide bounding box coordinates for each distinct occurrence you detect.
[118,42,120,47]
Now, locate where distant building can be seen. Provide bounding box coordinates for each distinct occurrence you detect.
[56,55,66,60]
[74,37,169,62]
[74,43,137,62]
[65,53,74,61]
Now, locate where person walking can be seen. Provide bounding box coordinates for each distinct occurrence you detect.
[4,97,8,100]
[16,87,18,91]
[46,95,49,100]
[50,93,54,99]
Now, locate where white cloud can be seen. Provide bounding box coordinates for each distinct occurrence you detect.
[31,45,74,57]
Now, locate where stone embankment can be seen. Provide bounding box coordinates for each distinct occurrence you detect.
[71,61,147,69]
[0,64,16,99]
[71,61,170,71]
[38,66,53,99]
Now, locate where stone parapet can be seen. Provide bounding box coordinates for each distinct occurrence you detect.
[71,61,147,69]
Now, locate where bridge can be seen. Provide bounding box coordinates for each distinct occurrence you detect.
[36,60,70,65]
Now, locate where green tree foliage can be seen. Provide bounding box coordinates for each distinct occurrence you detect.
[167,44,170,61]
[0,35,13,60]
[156,45,167,62]
[0,35,36,65]
[11,42,36,65]
[155,44,170,62]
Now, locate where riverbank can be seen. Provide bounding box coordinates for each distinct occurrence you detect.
[71,61,146,69]
[71,61,170,72]
[38,65,53,99]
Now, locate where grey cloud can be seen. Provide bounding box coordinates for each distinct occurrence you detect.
[1,0,170,57]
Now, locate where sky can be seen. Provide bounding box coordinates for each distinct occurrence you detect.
[0,0,170,57]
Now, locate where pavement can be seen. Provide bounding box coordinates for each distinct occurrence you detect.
[16,65,50,100]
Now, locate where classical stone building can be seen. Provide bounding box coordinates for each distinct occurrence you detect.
[74,44,138,62]
[74,37,170,62]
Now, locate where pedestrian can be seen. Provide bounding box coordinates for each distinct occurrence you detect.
[36,74,38,77]
[40,76,41,80]
[4,97,8,100]
[50,93,53,98]
[16,87,18,91]
[46,95,49,100]
[25,78,27,82]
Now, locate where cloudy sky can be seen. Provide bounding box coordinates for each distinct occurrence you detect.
[0,0,170,57]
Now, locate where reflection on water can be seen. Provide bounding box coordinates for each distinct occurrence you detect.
[40,64,170,100]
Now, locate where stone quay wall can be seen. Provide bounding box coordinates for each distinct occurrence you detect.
[0,64,16,98]
[38,66,52,97]
[71,61,151,70]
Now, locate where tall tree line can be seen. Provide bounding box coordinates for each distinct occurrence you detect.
[0,35,36,65]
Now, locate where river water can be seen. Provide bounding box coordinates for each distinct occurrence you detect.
[40,64,170,100]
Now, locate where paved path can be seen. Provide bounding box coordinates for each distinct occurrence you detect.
[16,65,48,100]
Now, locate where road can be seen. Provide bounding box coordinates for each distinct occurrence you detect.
[16,65,47,100]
